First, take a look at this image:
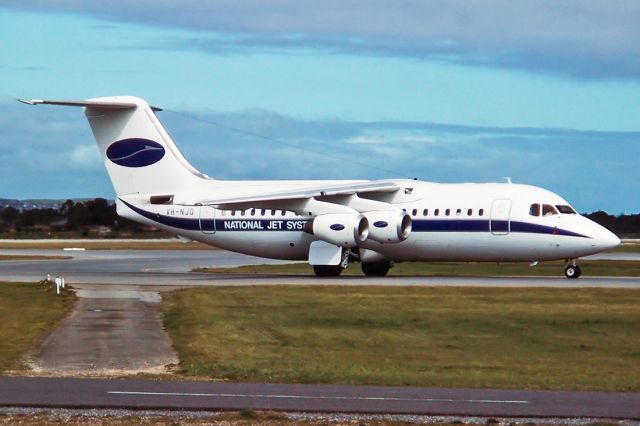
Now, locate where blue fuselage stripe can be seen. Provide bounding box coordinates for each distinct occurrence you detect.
[120,199,589,239]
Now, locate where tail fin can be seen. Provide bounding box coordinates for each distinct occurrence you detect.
[20,96,210,196]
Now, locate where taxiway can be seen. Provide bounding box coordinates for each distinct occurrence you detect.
[0,248,639,288]
[1,376,638,418]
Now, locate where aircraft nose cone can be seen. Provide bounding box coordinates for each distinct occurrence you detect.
[595,228,621,251]
[603,231,621,250]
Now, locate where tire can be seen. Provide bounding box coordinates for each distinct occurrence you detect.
[564,265,581,279]
[362,261,391,277]
[313,265,343,277]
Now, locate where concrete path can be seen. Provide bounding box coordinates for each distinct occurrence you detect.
[29,288,177,376]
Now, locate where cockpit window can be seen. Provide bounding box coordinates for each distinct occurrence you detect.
[529,203,540,217]
[556,205,577,214]
[542,204,559,216]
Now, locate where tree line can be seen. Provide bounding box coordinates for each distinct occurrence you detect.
[0,198,160,237]
[0,198,638,238]
[583,211,640,238]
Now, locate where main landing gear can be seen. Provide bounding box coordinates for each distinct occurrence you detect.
[313,265,343,277]
[564,260,582,279]
[313,261,393,277]
[361,261,392,277]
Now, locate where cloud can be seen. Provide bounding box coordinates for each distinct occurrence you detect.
[344,136,386,146]
[69,145,101,169]
[0,99,112,198]
[4,1,640,79]
[157,107,640,212]
[0,64,47,72]
[1,100,638,212]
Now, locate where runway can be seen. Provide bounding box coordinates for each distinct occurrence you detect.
[1,248,639,288]
[1,376,638,418]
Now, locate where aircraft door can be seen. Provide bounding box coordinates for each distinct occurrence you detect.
[490,199,511,235]
[199,205,216,234]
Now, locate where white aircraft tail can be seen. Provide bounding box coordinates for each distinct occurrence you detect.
[21,96,210,196]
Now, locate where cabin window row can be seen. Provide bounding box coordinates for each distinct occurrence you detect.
[222,207,489,218]
[404,208,485,217]
[221,209,290,217]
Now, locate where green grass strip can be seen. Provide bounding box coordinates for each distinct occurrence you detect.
[195,260,640,277]
[0,282,75,371]
[163,286,640,391]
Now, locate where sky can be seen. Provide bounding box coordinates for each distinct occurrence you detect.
[0,1,638,213]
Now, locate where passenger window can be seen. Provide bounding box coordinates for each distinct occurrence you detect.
[231,211,236,216]
[456,209,461,216]
[423,209,428,216]
[434,209,440,216]
[445,209,450,216]
[542,204,559,217]
[529,203,540,217]
[250,208,256,216]
[260,209,265,215]
[467,209,472,216]
[270,209,276,216]
[479,209,484,216]
[281,210,286,216]
[241,210,245,216]
[412,209,417,216]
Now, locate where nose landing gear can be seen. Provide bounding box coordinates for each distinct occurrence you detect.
[564,260,582,279]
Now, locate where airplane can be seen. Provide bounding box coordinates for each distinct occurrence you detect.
[20,96,621,278]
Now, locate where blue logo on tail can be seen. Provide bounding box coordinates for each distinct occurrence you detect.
[106,138,165,167]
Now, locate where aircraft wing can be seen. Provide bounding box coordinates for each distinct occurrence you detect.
[177,180,402,211]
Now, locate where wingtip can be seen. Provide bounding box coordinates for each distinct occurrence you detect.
[17,99,41,105]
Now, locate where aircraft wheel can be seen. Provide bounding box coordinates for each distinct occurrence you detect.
[313,265,343,277]
[564,264,581,279]
[362,261,391,277]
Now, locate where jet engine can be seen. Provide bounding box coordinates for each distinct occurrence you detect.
[305,213,369,247]
[363,210,412,243]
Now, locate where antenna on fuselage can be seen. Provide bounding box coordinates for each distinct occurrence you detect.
[503,177,513,184]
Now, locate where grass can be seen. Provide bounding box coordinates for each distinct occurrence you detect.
[0,255,71,261]
[194,259,640,277]
[0,282,75,371]
[163,286,640,391]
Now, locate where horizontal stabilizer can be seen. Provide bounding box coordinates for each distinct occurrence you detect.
[18,98,162,111]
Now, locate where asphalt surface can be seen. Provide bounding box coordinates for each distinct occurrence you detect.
[0,248,639,288]
[0,377,638,418]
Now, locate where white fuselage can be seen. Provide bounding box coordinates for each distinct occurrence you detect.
[117,180,620,263]
[23,96,619,269]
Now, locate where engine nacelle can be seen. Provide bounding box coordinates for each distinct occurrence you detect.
[363,210,412,243]
[308,213,369,247]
